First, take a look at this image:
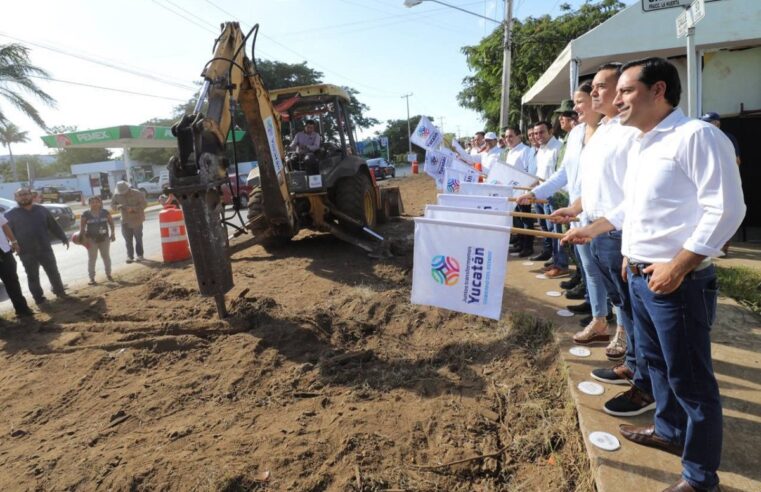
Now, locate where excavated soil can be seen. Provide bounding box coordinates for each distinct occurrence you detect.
[0,175,591,491]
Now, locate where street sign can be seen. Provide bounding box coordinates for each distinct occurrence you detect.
[380,136,389,148]
[407,152,418,163]
[643,0,715,11]
[676,0,705,38]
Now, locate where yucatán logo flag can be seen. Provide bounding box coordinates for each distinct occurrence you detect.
[411,218,509,320]
[424,205,512,228]
[437,193,511,212]
[486,162,539,193]
[411,116,444,150]
[458,182,514,199]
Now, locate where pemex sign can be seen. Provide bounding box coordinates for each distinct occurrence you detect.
[41,125,245,149]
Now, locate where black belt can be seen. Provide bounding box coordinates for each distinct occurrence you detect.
[626,260,651,277]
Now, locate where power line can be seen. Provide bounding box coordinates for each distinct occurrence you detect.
[30,75,190,102]
[0,31,197,91]
[151,0,218,35]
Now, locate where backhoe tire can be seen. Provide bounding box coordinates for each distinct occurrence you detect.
[335,173,376,229]
[246,187,290,250]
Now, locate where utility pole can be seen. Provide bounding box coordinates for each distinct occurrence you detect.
[402,93,413,154]
[499,0,513,129]
[438,116,446,135]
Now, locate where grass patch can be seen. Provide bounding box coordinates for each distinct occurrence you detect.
[716,265,761,315]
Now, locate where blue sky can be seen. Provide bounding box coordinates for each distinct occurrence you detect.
[2,0,605,157]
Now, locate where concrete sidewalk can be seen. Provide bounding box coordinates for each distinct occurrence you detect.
[503,245,761,492]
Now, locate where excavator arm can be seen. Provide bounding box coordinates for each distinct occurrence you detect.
[167,22,297,317]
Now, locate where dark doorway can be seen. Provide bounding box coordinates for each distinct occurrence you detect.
[721,115,760,241]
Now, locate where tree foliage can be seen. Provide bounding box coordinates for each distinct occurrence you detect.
[376,115,434,163]
[0,43,56,129]
[458,0,625,129]
[0,121,28,180]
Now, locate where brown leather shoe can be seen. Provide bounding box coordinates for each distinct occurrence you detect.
[619,424,683,456]
[661,478,721,492]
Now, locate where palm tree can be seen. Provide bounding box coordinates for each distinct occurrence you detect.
[0,43,56,129]
[0,122,28,181]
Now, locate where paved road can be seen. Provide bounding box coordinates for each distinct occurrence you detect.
[0,208,247,311]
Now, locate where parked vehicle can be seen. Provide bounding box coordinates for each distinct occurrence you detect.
[366,158,395,180]
[137,171,169,197]
[0,197,76,231]
[221,173,253,208]
[37,186,83,204]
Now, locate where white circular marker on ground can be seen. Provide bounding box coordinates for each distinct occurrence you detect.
[589,431,621,451]
[556,309,575,317]
[521,261,534,266]
[569,346,591,357]
[577,381,605,395]
[546,290,562,297]
[535,274,548,280]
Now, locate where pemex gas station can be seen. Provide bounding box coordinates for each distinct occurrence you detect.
[40,125,244,198]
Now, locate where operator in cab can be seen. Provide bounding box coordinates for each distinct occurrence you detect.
[289,119,321,175]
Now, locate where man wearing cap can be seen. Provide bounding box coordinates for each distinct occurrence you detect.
[480,131,501,174]
[564,57,744,492]
[700,112,740,165]
[111,181,148,263]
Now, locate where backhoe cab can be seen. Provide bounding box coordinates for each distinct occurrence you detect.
[167,22,402,318]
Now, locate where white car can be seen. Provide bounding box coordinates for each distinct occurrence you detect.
[137,171,169,196]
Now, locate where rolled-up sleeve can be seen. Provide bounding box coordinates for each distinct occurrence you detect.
[682,128,746,257]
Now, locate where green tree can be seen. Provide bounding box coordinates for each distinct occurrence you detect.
[377,115,434,163]
[0,121,28,181]
[0,43,56,129]
[458,0,625,128]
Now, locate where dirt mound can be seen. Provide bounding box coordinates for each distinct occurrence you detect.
[0,174,590,491]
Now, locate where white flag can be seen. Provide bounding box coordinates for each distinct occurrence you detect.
[459,182,514,198]
[437,193,511,212]
[486,162,539,190]
[425,205,512,227]
[411,116,444,150]
[450,139,477,164]
[424,149,455,190]
[444,160,480,193]
[411,218,509,320]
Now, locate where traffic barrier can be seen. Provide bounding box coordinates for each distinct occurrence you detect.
[411,161,419,174]
[159,207,191,263]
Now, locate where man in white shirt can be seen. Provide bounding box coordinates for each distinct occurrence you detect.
[504,127,537,257]
[531,121,561,262]
[564,57,744,492]
[0,213,34,318]
[551,63,654,420]
[479,131,501,174]
[469,131,485,156]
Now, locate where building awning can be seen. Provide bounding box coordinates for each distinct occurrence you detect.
[522,0,761,105]
[41,125,246,149]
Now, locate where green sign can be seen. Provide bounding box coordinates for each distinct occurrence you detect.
[41,125,246,149]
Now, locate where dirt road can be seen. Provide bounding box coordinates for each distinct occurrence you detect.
[0,174,590,491]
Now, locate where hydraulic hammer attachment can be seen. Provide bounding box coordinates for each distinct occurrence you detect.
[168,113,233,318]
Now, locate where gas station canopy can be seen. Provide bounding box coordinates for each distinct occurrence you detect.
[40,125,245,149]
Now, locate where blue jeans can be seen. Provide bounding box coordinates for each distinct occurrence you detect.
[575,243,609,318]
[19,249,65,301]
[536,202,568,268]
[589,231,650,394]
[122,223,144,259]
[628,265,721,489]
[534,203,553,254]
